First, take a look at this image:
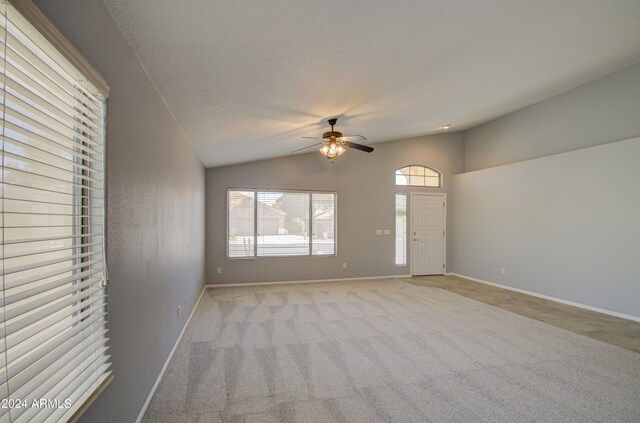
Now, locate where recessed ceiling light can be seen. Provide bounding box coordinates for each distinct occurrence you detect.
[439,123,453,130]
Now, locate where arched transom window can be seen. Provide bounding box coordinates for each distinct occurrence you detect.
[395,165,441,187]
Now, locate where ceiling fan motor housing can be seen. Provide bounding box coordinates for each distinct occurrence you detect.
[322,131,343,140]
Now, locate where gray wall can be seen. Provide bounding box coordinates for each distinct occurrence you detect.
[452,137,640,318]
[25,3,640,419]
[33,1,206,422]
[206,133,465,284]
[464,62,640,171]
[456,62,640,318]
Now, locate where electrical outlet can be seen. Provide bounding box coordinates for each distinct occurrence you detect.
[501,267,506,275]
[178,304,181,317]
[343,262,347,269]
[217,267,222,274]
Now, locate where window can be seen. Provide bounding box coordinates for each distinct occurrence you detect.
[0,3,110,422]
[395,194,407,266]
[395,165,441,187]
[228,190,336,257]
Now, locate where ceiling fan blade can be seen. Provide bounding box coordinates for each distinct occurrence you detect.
[339,135,367,142]
[301,137,324,140]
[291,142,323,154]
[344,141,374,153]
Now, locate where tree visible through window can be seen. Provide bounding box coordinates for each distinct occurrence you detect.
[395,165,441,187]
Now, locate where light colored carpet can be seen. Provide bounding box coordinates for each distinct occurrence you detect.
[143,279,640,422]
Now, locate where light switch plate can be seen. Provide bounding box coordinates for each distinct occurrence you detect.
[375,229,383,235]
[383,229,391,235]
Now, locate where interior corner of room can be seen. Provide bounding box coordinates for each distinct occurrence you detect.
[4,0,640,422]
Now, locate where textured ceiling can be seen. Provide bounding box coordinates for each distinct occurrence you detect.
[102,0,640,167]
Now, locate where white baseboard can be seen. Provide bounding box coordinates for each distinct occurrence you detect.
[135,286,207,423]
[447,273,640,323]
[206,274,413,289]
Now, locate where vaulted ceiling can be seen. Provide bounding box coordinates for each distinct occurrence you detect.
[101,0,640,167]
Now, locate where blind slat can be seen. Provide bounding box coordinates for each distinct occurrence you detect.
[4,88,102,142]
[3,249,100,277]
[4,135,103,179]
[4,106,102,155]
[11,341,107,423]
[2,292,104,356]
[3,210,104,217]
[7,258,103,291]
[4,18,103,109]
[2,240,102,260]
[10,334,107,404]
[5,120,104,164]
[1,4,110,420]
[2,54,101,124]
[3,157,102,190]
[3,178,104,200]
[36,363,110,423]
[4,195,104,210]
[2,232,103,247]
[5,277,103,321]
[2,52,99,125]
[5,307,107,379]
[395,194,407,266]
[4,289,106,337]
[20,345,108,419]
[4,70,103,132]
[0,190,103,208]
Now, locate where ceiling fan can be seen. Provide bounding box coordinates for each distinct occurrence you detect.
[292,118,374,162]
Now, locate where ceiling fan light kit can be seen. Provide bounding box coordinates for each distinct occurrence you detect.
[293,118,374,162]
[319,142,346,162]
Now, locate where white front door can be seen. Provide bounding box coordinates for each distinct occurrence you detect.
[411,193,445,275]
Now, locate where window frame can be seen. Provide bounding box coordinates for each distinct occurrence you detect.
[226,188,338,259]
[395,165,442,188]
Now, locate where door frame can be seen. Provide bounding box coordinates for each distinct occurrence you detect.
[409,192,447,276]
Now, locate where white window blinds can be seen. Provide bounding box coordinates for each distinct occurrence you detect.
[1,3,110,423]
[395,194,406,266]
[228,189,337,258]
[257,191,309,257]
[228,190,255,258]
[311,193,335,256]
